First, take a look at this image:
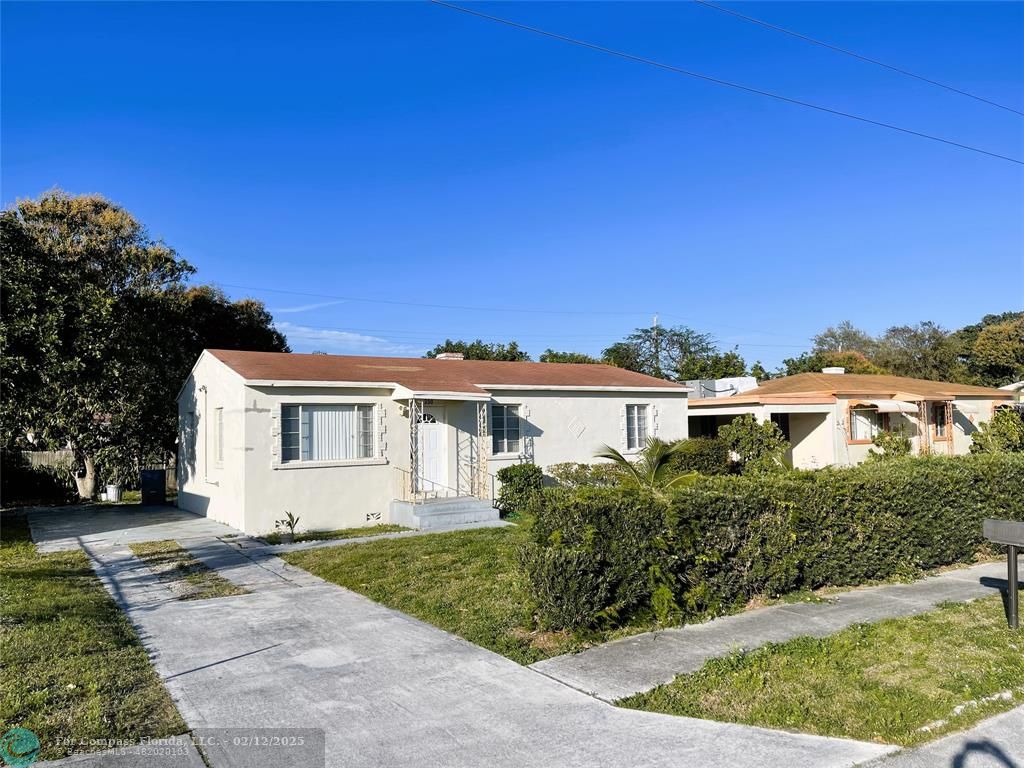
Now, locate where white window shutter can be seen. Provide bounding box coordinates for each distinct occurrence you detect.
[270,406,280,462]
[620,405,627,450]
[378,405,387,458]
[652,404,660,436]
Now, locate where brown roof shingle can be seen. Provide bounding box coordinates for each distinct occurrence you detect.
[689,372,1013,408]
[206,350,689,395]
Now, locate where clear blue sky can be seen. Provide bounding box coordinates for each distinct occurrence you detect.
[3,1,1022,368]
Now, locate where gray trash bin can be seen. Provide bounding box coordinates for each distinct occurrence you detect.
[140,469,166,505]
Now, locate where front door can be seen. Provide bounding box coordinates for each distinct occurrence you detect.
[416,406,448,493]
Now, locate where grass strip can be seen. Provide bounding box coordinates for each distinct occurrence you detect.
[129,540,248,601]
[619,595,1024,746]
[262,523,409,545]
[0,511,186,761]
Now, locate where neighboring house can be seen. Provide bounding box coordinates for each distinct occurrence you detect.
[688,368,1016,469]
[1000,380,1024,400]
[177,350,690,534]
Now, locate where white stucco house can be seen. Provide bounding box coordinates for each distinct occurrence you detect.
[177,350,690,534]
[688,368,1017,469]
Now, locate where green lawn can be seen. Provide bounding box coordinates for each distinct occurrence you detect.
[283,521,651,664]
[262,523,409,546]
[0,512,186,761]
[620,596,1024,746]
[129,540,249,600]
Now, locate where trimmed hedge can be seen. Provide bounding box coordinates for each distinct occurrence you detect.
[670,437,731,476]
[522,487,673,629]
[523,454,1024,629]
[495,463,544,518]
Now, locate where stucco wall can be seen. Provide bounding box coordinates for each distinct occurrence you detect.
[484,390,690,474]
[177,353,248,530]
[241,384,403,535]
[787,412,834,469]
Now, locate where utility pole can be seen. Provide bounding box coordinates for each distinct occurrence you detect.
[653,312,662,379]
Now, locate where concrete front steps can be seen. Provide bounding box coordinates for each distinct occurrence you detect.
[389,496,500,530]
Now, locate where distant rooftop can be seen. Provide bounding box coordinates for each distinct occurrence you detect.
[688,372,1013,408]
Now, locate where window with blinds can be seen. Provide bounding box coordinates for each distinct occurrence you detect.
[849,407,885,442]
[491,404,521,454]
[281,404,375,463]
[626,404,648,450]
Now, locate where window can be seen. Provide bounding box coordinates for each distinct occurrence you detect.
[491,404,521,454]
[932,403,950,440]
[281,404,375,463]
[626,404,648,450]
[214,407,224,465]
[849,407,886,442]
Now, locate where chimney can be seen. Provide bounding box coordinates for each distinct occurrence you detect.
[822,366,846,375]
[435,352,465,361]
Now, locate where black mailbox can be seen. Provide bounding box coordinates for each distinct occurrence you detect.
[983,518,1023,630]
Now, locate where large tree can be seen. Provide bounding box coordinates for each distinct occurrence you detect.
[949,311,1024,387]
[873,321,957,381]
[812,321,878,356]
[1,190,287,498]
[425,339,530,361]
[601,325,747,381]
[781,350,889,377]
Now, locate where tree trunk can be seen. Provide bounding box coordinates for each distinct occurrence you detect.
[73,450,96,499]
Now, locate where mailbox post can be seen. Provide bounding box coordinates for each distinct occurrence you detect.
[983,518,1023,630]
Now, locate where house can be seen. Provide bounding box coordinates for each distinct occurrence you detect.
[688,368,1016,469]
[177,350,690,534]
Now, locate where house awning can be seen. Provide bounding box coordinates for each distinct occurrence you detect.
[853,399,920,414]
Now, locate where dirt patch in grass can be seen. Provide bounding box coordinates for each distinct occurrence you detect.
[619,596,1024,746]
[261,523,409,545]
[130,540,248,601]
[0,511,186,761]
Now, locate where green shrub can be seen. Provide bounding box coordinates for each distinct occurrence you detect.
[495,463,544,518]
[0,450,76,506]
[868,429,912,461]
[522,487,673,629]
[718,415,789,474]
[523,454,1024,629]
[971,407,1024,453]
[670,437,731,475]
[546,462,619,488]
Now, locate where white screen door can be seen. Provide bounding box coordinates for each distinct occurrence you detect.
[417,407,448,492]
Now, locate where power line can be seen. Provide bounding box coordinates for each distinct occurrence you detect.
[279,320,810,347]
[692,0,1024,118]
[219,283,650,316]
[429,0,1024,166]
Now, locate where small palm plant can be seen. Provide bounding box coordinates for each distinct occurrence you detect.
[594,437,698,493]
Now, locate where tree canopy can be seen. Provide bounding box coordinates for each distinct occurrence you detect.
[425,339,531,361]
[600,325,748,381]
[1,190,288,497]
[539,349,600,364]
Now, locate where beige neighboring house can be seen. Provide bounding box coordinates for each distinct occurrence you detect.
[688,368,1017,469]
[177,349,690,535]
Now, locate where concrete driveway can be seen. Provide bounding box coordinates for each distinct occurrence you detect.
[66,521,894,768]
[27,504,242,552]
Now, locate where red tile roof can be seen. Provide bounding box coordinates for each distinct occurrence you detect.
[689,372,1013,408]
[207,350,689,395]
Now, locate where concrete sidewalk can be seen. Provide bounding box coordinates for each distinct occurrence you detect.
[531,559,1021,701]
[80,536,894,768]
[864,705,1024,767]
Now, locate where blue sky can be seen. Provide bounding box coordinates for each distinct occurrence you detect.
[3,1,1022,368]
